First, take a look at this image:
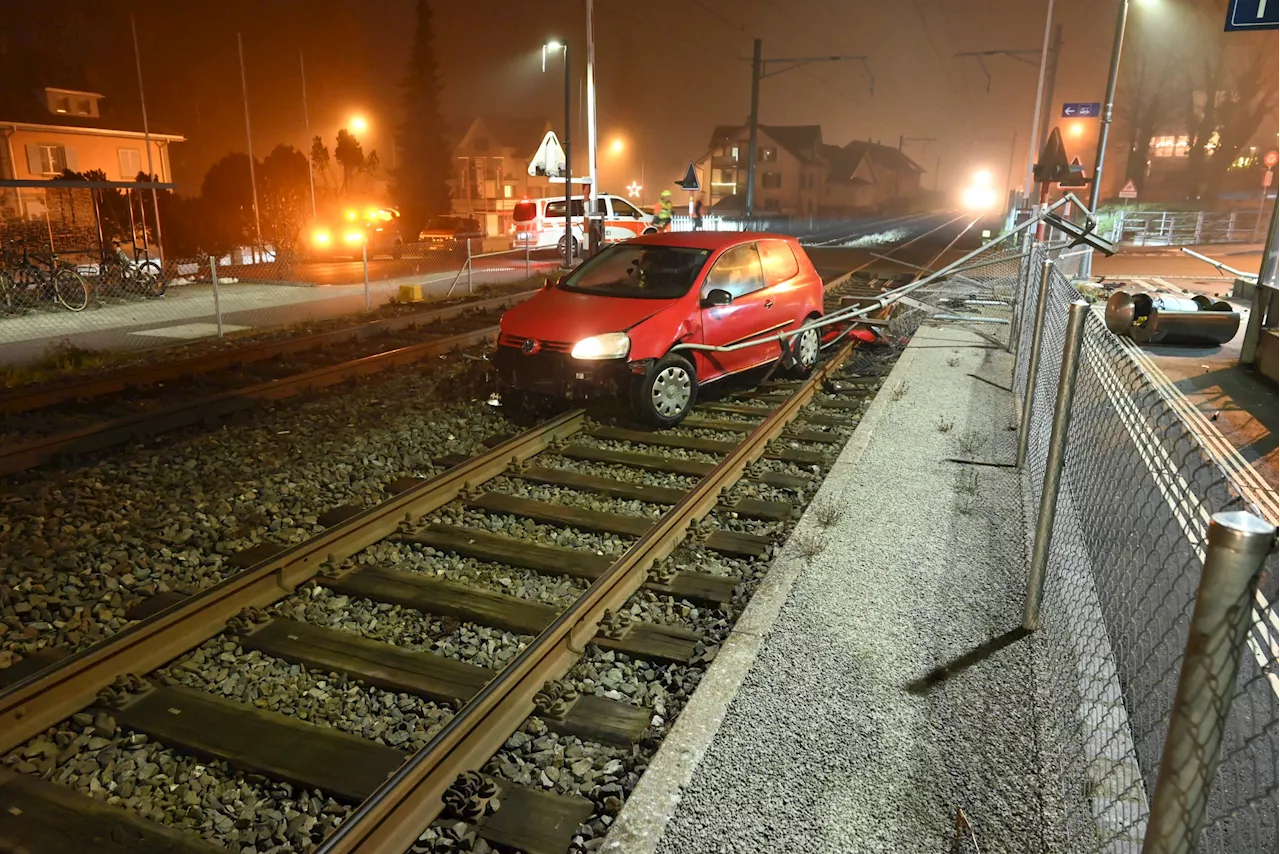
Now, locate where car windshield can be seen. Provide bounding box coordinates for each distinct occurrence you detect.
[425,217,463,230]
[559,244,710,300]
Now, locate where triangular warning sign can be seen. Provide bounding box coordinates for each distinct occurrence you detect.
[528,131,567,179]
[1033,128,1070,184]
[1119,179,1138,199]
[676,161,700,192]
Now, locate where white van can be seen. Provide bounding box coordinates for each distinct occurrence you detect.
[512,193,658,256]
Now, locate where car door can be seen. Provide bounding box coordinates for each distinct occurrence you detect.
[605,197,648,243]
[756,238,808,329]
[697,242,781,380]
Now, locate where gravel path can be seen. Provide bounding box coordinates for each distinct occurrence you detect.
[639,326,1050,854]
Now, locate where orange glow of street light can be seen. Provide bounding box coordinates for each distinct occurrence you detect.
[610,138,625,155]
[350,115,368,134]
[1069,121,1085,138]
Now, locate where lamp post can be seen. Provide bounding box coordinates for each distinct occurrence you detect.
[544,40,572,268]
[1089,0,1130,215]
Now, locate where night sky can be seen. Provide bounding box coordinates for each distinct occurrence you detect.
[5,0,1276,198]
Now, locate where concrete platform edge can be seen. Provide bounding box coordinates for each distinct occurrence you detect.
[599,341,921,854]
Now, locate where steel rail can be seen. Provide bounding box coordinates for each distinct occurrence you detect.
[0,324,506,476]
[0,291,535,415]
[315,338,863,854]
[0,409,585,754]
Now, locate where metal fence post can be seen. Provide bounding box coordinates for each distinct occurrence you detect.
[1009,231,1033,354]
[466,238,474,294]
[210,254,223,338]
[1140,511,1278,854]
[1023,298,1090,631]
[1017,259,1056,468]
[362,241,371,312]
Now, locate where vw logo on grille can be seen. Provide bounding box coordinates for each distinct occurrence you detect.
[521,338,541,355]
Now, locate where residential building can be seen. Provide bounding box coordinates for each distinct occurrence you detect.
[694,124,827,217]
[452,115,557,236]
[0,85,184,249]
[821,140,925,214]
[692,124,924,220]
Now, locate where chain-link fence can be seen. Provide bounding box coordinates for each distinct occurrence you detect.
[1011,239,1278,853]
[0,185,559,366]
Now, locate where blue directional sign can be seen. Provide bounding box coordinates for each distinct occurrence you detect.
[1062,102,1101,118]
[1225,0,1278,31]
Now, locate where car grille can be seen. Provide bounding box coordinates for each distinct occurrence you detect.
[498,334,573,354]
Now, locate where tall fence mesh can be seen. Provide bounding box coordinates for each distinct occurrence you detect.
[1007,240,1278,853]
[0,185,557,366]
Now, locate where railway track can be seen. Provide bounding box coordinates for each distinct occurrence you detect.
[0,293,536,477]
[0,274,903,854]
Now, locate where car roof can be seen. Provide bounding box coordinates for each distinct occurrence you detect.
[624,231,795,250]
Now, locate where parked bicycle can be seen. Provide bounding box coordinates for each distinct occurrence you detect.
[95,238,166,299]
[0,237,90,313]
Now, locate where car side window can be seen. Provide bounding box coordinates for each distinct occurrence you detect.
[702,243,765,300]
[758,239,799,286]
[613,198,643,218]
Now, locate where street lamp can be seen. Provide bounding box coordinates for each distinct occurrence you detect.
[543,40,573,267]
[349,115,368,134]
[610,138,624,155]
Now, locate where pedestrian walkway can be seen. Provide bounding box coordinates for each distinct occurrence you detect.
[0,260,554,366]
[604,326,1068,853]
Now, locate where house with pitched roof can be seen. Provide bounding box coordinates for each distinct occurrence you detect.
[451,115,556,236]
[692,124,924,219]
[821,140,925,214]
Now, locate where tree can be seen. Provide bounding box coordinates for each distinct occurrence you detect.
[393,0,450,231]
[1179,0,1279,201]
[199,153,256,253]
[363,150,381,181]
[1116,19,1184,196]
[258,144,311,253]
[334,129,365,192]
[310,135,334,192]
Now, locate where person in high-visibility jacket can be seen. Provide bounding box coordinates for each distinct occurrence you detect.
[653,190,674,231]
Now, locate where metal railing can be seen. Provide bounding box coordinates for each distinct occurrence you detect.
[1109,209,1266,247]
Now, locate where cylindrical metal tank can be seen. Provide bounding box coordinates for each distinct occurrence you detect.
[1105,291,1136,335]
[1106,291,1206,338]
[1139,308,1241,346]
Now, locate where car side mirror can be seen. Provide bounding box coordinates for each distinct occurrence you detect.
[543,276,562,290]
[701,288,733,308]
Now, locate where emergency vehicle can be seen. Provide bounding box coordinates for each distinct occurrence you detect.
[512,193,659,258]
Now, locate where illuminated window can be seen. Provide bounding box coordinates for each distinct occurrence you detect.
[1150,135,1190,157]
[503,184,513,199]
[56,97,70,113]
[730,146,739,161]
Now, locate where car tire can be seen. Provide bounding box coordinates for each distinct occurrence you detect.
[557,235,580,260]
[781,317,822,378]
[632,353,697,427]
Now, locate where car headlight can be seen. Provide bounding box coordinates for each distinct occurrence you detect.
[343,230,365,245]
[571,332,630,360]
[312,229,331,246]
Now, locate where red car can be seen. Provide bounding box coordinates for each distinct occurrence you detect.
[494,231,826,425]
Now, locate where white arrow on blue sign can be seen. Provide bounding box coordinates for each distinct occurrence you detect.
[1225,0,1278,30]
[1062,102,1101,118]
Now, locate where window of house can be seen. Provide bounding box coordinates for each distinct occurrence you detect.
[118,148,142,179]
[77,99,92,115]
[730,146,740,161]
[37,144,67,175]
[714,146,725,157]
[763,198,781,211]
[717,169,736,185]
[761,172,782,189]
[758,147,777,163]
[1150,135,1190,157]
[703,243,765,300]
[55,97,70,114]
[503,184,513,199]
